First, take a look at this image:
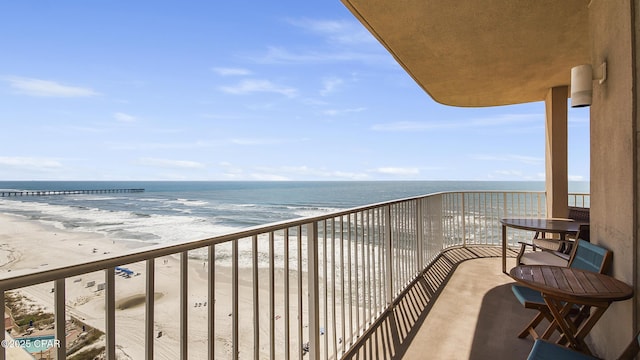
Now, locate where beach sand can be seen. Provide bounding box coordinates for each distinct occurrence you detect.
[0,213,325,359]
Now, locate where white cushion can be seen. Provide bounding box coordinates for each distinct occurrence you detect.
[520,251,569,267]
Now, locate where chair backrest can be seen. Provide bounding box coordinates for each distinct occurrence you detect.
[575,224,590,242]
[568,206,590,222]
[567,239,612,273]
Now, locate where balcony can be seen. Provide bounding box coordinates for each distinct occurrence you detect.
[0,191,589,359]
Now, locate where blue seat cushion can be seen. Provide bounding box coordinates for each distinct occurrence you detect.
[512,284,544,306]
[528,339,599,360]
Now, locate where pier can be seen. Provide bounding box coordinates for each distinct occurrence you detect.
[0,189,145,197]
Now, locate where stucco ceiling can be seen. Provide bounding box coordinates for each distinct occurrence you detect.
[341,0,591,107]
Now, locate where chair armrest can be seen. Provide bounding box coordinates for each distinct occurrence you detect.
[516,241,537,265]
[532,238,564,252]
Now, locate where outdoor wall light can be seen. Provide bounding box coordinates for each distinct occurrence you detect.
[570,62,607,107]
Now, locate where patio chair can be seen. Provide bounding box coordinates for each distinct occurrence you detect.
[527,330,640,360]
[516,224,590,266]
[511,239,612,340]
[529,206,590,250]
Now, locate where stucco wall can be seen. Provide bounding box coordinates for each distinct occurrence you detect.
[589,0,636,358]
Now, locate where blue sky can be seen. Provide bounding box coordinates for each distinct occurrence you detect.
[0,1,590,181]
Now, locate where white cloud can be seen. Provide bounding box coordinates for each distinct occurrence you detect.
[287,18,377,45]
[136,158,205,169]
[323,107,366,116]
[256,46,390,66]
[0,156,63,170]
[371,121,448,132]
[253,165,369,180]
[487,170,545,180]
[212,67,252,76]
[6,76,99,97]
[471,154,543,165]
[219,79,298,97]
[108,140,215,151]
[230,138,282,145]
[374,167,420,176]
[372,113,543,132]
[114,112,137,122]
[320,77,344,96]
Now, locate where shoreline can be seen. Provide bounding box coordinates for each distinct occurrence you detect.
[0,212,315,359]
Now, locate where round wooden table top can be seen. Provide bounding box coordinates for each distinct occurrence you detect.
[500,218,586,234]
[510,265,633,303]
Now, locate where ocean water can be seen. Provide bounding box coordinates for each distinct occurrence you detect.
[0,181,589,247]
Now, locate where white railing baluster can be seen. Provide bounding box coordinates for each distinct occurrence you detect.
[385,205,393,305]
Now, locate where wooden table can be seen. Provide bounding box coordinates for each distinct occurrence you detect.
[510,265,633,355]
[501,218,586,273]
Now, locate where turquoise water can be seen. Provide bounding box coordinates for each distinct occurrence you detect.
[0,181,589,246]
[13,335,58,353]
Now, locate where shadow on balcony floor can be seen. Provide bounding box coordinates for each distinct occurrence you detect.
[344,246,539,359]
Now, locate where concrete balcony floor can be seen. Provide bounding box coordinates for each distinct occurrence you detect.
[345,246,539,359]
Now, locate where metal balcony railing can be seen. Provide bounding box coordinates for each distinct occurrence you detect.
[0,191,589,360]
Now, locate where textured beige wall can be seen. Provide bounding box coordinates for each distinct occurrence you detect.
[589,0,636,358]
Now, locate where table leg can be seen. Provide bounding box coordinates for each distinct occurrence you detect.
[540,300,574,340]
[543,296,588,354]
[502,224,507,273]
[543,295,610,356]
[574,304,609,346]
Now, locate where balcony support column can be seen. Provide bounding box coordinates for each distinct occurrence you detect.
[545,86,569,218]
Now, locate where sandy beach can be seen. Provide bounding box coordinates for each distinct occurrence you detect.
[0,213,321,359]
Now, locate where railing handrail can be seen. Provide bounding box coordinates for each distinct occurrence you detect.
[0,189,590,360]
[0,190,587,290]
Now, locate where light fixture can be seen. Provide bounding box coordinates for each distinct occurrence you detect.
[570,62,607,107]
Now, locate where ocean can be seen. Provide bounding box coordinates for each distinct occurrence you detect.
[0,181,589,247]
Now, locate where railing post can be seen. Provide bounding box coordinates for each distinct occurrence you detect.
[385,205,393,305]
[208,245,216,360]
[0,290,4,360]
[232,241,239,360]
[54,279,66,360]
[416,198,424,271]
[461,193,467,247]
[105,268,116,360]
[145,259,155,360]
[180,251,188,360]
[307,222,320,360]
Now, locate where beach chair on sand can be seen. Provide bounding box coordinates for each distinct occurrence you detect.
[527,331,640,360]
[511,239,612,340]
